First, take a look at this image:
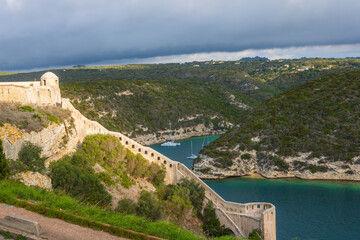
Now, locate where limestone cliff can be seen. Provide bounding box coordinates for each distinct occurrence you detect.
[0,121,76,161]
[193,151,360,181]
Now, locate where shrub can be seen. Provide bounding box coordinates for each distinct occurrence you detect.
[273,156,289,171]
[18,106,35,112]
[199,167,211,174]
[115,199,136,215]
[308,164,329,173]
[50,160,111,207]
[97,172,115,186]
[248,229,262,240]
[120,173,132,189]
[148,162,165,188]
[7,159,28,174]
[241,153,252,160]
[308,164,317,173]
[18,141,45,173]
[177,178,205,215]
[80,134,125,173]
[0,140,10,180]
[202,201,232,238]
[136,191,163,221]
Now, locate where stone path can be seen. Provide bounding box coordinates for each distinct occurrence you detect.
[0,204,128,240]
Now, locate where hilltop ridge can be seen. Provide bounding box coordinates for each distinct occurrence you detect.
[193,71,360,181]
[1,58,359,145]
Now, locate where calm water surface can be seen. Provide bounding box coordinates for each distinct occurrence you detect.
[150,136,360,240]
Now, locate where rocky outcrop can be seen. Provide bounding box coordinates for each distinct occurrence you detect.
[1,121,76,160]
[14,171,52,189]
[193,150,360,181]
[133,124,225,146]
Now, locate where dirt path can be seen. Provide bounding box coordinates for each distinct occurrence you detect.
[0,204,128,240]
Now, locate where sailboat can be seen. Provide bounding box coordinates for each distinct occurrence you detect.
[187,140,197,159]
[201,135,210,148]
[161,121,181,146]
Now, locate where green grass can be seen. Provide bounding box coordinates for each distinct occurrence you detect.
[0,103,71,132]
[0,72,18,76]
[0,180,241,240]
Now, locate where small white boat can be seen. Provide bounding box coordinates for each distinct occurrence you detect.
[161,121,181,147]
[187,140,197,159]
[161,139,181,146]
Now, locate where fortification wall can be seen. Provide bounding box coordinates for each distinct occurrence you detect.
[0,82,61,106]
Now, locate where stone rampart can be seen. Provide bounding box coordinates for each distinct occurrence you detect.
[0,82,61,106]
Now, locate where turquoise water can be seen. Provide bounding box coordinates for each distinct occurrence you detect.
[150,135,220,168]
[150,136,360,240]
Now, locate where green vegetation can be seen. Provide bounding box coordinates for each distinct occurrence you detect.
[0,140,10,180]
[202,201,232,237]
[49,134,165,206]
[136,191,164,221]
[241,153,252,160]
[2,58,358,136]
[0,180,241,240]
[50,159,112,207]
[0,103,71,132]
[202,71,360,169]
[248,229,263,240]
[18,105,35,112]
[75,134,165,187]
[18,141,45,173]
[177,178,205,215]
[0,230,27,240]
[115,199,136,215]
[0,72,18,76]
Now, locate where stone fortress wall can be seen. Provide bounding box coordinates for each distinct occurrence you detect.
[0,72,62,106]
[0,73,276,240]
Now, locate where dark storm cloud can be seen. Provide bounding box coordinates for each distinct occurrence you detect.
[1,0,360,70]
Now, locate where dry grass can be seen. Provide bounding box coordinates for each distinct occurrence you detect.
[0,103,71,132]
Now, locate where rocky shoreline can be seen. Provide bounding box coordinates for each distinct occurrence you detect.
[132,124,225,146]
[193,153,360,182]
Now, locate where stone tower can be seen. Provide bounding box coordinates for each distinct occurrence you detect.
[40,72,59,87]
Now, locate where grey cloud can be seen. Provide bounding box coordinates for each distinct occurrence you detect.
[0,0,360,70]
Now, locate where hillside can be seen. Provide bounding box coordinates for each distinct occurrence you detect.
[193,71,360,180]
[1,58,360,144]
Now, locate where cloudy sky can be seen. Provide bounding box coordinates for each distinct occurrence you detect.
[1,0,360,71]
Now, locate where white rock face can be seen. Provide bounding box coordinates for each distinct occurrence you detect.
[194,150,360,181]
[15,171,52,189]
[1,122,72,160]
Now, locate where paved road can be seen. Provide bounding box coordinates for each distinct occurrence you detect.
[0,204,128,240]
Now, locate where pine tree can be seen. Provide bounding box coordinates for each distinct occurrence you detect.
[0,139,10,180]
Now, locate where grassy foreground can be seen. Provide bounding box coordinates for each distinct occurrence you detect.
[0,180,241,240]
